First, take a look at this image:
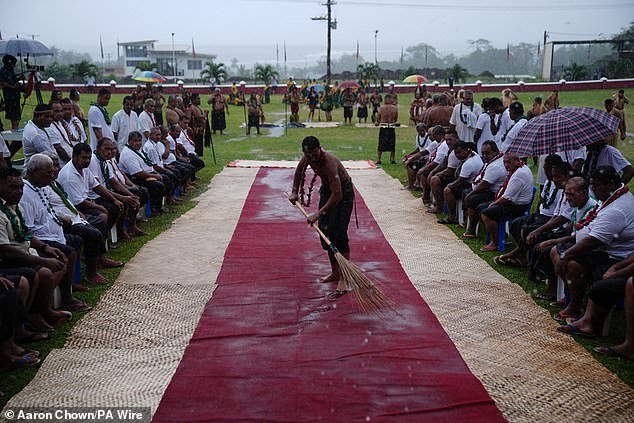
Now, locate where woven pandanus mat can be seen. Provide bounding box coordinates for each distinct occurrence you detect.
[3,347,182,411]
[66,284,215,349]
[352,169,634,423]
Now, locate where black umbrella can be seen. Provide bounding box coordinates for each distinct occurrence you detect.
[0,38,53,57]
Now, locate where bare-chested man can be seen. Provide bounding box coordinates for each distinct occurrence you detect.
[376,94,398,164]
[423,94,453,129]
[544,90,559,111]
[208,88,229,134]
[357,90,368,123]
[370,89,382,123]
[165,96,181,127]
[289,136,354,296]
[188,93,207,155]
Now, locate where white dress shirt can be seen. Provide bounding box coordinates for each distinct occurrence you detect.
[23,120,55,167]
[88,105,114,151]
[20,179,66,243]
[57,162,100,206]
[111,109,139,149]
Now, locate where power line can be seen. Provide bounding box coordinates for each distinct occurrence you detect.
[241,0,633,11]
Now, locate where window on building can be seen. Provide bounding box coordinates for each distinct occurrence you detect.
[187,60,202,70]
[125,46,148,58]
[126,61,147,68]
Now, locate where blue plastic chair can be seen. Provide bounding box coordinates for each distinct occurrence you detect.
[486,186,538,252]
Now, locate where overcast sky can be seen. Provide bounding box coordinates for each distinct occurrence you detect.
[2,0,633,65]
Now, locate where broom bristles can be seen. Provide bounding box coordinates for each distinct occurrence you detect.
[334,252,392,313]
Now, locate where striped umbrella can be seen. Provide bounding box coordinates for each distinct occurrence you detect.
[506,106,621,157]
[132,71,167,83]
[403,74,429,84]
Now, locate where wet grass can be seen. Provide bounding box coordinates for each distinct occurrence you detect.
[1,88,632,404]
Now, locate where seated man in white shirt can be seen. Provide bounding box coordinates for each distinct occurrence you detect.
[22,104,56,167]
[21,154,87,310]
[551,166,634,322]
[495,154,564,266]
[61,98,87,145]
[119,131,167,215]
[462,141,506,239]
[89,138,145,242]
[0,166,68,333]
[176,115,205,171]
[531,177,597,300]
[402,123,437,190]
[479,153,535,252]
[57,143,123,232]
[161,125,196,189]
[47,101,74,167]
[440,141,483,224]
[45,152,120,285]
[427,129,460,214]
[138,98,158,143]
[415,126,446,201]
[144,127,179,205]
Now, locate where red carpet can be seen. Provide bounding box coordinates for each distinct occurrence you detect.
[154,168,506,422]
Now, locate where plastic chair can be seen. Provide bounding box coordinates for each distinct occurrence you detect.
[486,186,538,252]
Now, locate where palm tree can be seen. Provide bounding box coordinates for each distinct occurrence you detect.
[448,64,468,83]
[134,61,159,72]
[356,63,381,85]
[70,60,98,83]
[200,60,227,83]
[563,62,587,81]
[254,64,278,85]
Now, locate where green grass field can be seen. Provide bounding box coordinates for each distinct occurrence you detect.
[1,88,632,406]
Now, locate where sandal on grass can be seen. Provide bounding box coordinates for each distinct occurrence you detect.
[557,322,596,338]
[2,354,41,369]
[437,218,458,224]
[480,245,498,252]
[593,346,633,360]
[461,233,476,239]
[553,310,581,323]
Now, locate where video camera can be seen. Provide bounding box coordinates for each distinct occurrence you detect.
[26,64,45,72]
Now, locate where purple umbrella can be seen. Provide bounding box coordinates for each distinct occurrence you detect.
[507,106,621,157]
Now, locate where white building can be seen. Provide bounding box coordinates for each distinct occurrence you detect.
[117,40,216,80]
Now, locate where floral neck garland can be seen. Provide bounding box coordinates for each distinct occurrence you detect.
[95,152,112,190]
[496,162,525,199]
[50,181,78,215]
[459,103,474,124]
[299,148,325,207]
[91,102,111,125]
[0,200,33,243]
[540,180,558,210]
[473,153,503,185]
[125,144,154,167]
[576,185,629,230]
[25,180,63,226]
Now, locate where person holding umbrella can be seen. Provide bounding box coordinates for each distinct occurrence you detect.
[0,55,22,132]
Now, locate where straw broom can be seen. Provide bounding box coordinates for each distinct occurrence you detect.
[292,200,391,313]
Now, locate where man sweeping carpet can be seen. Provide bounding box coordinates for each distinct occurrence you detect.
[289,136,354,296]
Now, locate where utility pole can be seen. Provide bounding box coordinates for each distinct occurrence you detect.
[171,32,176,82]
[374,30,378,65]
[311,0,337,85]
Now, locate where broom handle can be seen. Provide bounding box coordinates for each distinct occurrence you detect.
[292,201,333,248]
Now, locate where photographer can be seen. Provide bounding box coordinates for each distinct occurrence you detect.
[0,54,22,133]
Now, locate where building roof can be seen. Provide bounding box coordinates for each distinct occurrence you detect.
[153,44,191,53]
[118,40,158,46]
